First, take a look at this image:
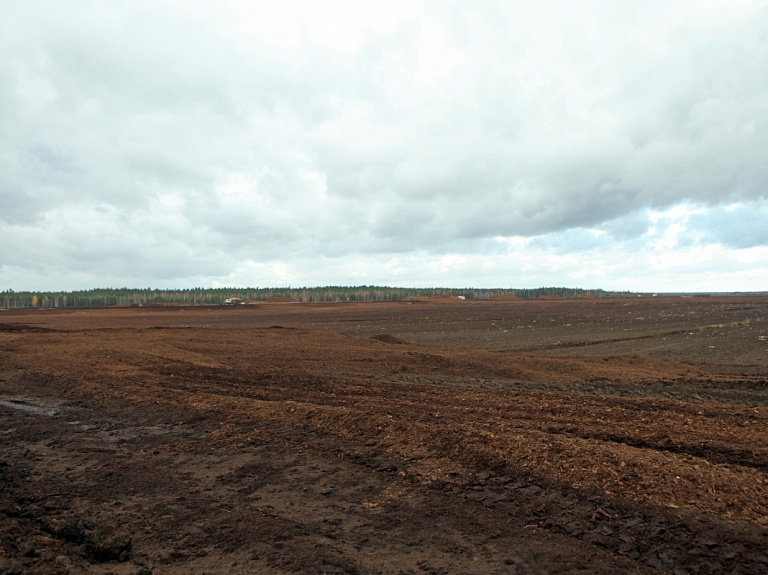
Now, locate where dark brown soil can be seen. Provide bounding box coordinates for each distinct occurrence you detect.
[1,296,767,574]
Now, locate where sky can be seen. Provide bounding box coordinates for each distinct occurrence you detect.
[1,0,767,292]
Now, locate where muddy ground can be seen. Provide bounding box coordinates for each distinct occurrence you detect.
[1,296,767,574]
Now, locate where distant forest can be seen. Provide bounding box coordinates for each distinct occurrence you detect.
[1,286,635,309]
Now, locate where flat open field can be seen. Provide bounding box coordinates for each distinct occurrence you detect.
[1,296,767,574]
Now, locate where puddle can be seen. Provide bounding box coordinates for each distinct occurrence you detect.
[0,398,61,417]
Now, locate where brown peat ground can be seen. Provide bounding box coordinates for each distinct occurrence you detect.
[1,295,767,574]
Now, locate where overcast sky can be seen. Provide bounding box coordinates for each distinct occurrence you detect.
[1,0,767,292]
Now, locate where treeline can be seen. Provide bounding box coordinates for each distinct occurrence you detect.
[0,286,634,309]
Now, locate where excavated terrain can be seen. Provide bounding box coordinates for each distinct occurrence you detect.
[1,296,767,574]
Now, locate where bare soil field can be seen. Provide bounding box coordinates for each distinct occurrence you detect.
[1,296,767,574]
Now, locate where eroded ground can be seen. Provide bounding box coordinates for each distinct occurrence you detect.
[1,296,767,574]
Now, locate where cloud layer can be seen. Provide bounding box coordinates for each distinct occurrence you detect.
[1,1,767,291]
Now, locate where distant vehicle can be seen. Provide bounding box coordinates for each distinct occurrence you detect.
[223,297,245,305]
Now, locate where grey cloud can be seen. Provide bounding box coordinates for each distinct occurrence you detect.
[0,188,42,225]
[26,145,82,175]
[600,212,653,241]
[0,206,233,284]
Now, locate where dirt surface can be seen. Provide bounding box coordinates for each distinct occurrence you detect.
[1,296,767,574]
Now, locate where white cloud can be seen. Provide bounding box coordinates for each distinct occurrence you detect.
[1,0,767,291]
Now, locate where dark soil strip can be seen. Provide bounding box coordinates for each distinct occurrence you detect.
[570,431,768,472]
[0,323,59,333]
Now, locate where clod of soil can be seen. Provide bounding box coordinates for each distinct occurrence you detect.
[369,333,409,344]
